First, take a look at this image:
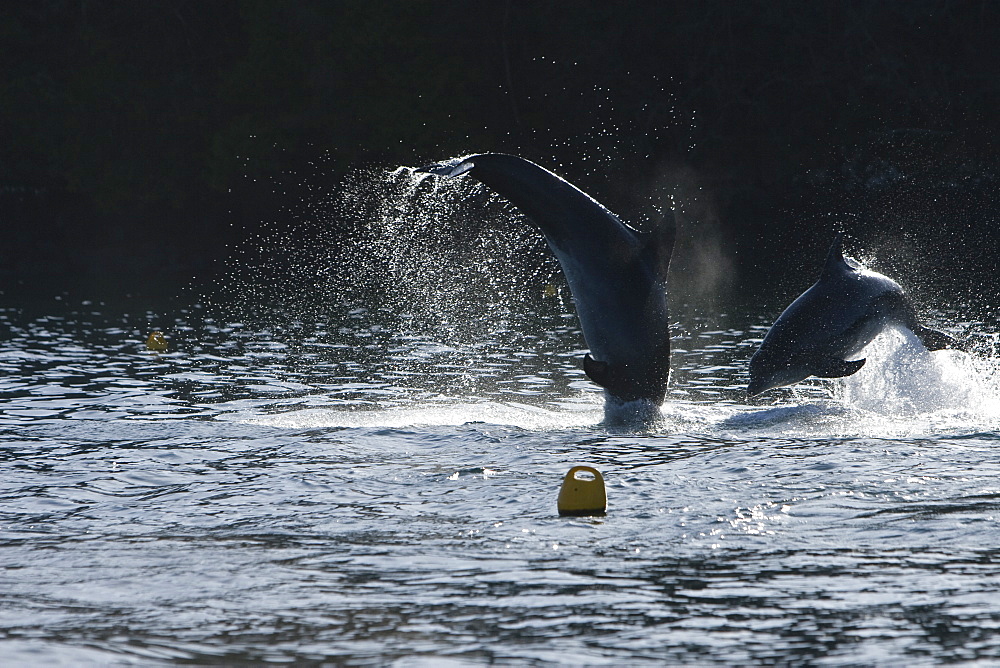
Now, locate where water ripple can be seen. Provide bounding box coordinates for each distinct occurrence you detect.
[2,301,1000,663]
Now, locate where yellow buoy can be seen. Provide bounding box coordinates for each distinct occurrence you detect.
[557,465,607,516]
[146,331,168,352]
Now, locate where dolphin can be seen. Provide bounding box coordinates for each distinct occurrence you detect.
[418,153,676,409]
[747,234,954,396]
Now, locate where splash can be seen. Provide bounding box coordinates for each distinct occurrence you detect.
[206,161,562,335]
[327,165,561,344]
[201,161,597,416]
[836,326,1000,421]
[206,161,571,356]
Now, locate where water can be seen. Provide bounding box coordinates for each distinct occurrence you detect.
[3,294,1000,666]
[4,166,1000,664]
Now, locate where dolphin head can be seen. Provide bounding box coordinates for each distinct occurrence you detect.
[746,348,812,397]
[748,346,867,396]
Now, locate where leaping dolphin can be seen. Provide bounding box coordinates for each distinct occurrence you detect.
[418,154,676,409]
[747,234,954,396]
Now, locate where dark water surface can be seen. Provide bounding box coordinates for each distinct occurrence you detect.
[3,297,1000,666]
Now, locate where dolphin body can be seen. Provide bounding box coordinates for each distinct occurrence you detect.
[747,235,954,396]
[418,154,676,411]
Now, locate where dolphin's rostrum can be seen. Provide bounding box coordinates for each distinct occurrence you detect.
[747,234,954,396]
[419,153,676,409]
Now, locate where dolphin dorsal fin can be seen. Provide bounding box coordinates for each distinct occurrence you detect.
[822,233,852,277]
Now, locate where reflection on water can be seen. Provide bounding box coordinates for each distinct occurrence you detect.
[3,298,1000,664]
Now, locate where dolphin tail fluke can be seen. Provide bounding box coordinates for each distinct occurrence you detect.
[912,325,955,351]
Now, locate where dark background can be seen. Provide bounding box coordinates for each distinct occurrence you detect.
[2,1,998,308]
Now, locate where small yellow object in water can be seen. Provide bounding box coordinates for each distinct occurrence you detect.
[146,331,168,352]
[543,283,557,297]
[557,466,607,516]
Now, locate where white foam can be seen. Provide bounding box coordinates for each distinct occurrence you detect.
[242,400,602,431]
[837,327,1000,421]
